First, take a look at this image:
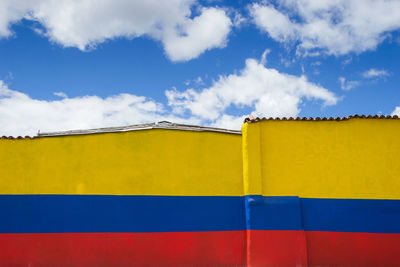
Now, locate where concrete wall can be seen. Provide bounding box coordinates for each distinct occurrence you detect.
[0,129,243,196]
[242,118,400,266]
[0,129,246,266]
[1,118,400,266]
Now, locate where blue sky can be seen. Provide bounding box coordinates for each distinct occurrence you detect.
[1,0,400,135]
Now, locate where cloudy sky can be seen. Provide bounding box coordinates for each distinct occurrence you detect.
[1,0,400,136]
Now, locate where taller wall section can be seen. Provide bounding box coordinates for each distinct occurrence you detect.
[242,117,400,267]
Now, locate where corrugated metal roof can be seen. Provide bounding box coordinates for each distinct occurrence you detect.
[36,121,241,137]
[0,122,241,139]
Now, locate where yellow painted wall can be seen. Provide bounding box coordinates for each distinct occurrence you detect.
[3,118,399,199]
[242,119,400,199]
[0,129,243,196]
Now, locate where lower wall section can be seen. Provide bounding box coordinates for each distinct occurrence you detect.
[2,230,400,266]
[306,231,400,267]
[0,231,246,267]
[247,230,308,267]
[247,230,400,267]
[2,195,400,266]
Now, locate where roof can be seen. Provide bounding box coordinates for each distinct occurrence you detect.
[0,121,241,139]
[244,114,400,123]
[2,115,399,139]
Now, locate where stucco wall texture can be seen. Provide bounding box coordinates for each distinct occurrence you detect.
[0,117,399,266]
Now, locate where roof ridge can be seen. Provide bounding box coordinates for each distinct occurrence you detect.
[244,114,399,123]
[0,121,241,139]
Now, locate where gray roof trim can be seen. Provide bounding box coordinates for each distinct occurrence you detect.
[37,121,241,137]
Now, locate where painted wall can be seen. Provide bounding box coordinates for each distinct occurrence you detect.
[242,118,400,266]
[0,129,243,196]
[0,129,245,266]
[1,118,400,266]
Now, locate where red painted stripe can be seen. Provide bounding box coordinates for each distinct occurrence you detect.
[3,230,400,266]
[247,230,400,267]
[0,231,245,267]
[246,230,308,267]
[306,231,400,266]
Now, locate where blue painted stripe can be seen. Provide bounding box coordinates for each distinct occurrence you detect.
[245,195,303,230]
[247,196,400,233]
[0,195,246,233]
[2,195,400,234]
[301,197,400,233]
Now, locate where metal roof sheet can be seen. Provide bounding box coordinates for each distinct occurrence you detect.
[35,121,241,138]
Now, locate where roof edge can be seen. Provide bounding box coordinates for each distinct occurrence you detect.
[36,121,241,137]
[2,115,399,139]
[244,115,399,123]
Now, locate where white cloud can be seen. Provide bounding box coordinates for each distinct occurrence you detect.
[53,92,67,98]
[250,0,400,56]
[362,68,390,78]
[310,61,321,66]
[342,57,353,65]
[163,7,232,61]
[260,49,271,65]
[338,68,389,91]
[211,114,247,131]
[0,80,198,136]
[339,77,360,91]
[0,54,338,136]
[166,55,338,122]
[392,106,400,116]
[251,3,296,43]
[0,0,232,61]
[233,12,246,28]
